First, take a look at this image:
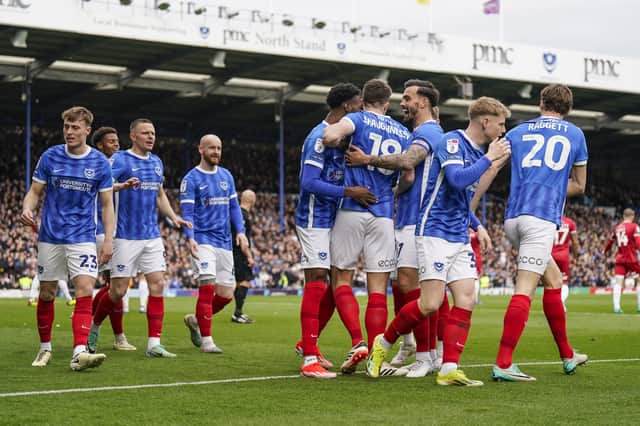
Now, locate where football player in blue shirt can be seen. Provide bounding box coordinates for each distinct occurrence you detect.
[493,84,589,382]
[295,82,375,379]
[21,106,114,371]
[181,134,250,354]
[346,79,443,377]
[323,79,411,376]
[91,126,138,351]
[89,118,191,358]
[367,97,511,386]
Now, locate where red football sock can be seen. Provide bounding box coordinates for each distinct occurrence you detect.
[147,295,164,339]
[383,299,426,345]
[392,282,404,316]
[196,285,214,337]
[36,297,54,343]
[93,289,116,326]
[317,284,335,334]
[211,293,232,315]
[543,288,574,359]
[109,299,124,335]
[365,292,388,350]
[496,294,532,368]
[428,310,439,351]
[334,285,363,346]
[301,280,325,356]
[72,296,93,347]
[404,289,428,352]
[438,291,450,341]
[92,285,109,315]
[442,306,472,364]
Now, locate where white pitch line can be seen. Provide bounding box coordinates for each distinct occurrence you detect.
[2,358,639,398]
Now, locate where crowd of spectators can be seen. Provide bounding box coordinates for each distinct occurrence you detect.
[0,125,638,291]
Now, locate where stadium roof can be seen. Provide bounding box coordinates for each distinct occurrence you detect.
[1,26,640,140]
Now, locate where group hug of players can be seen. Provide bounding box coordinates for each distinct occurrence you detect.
[293,79,591,386]
[24,77,617,386]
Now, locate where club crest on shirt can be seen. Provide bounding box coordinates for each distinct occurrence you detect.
[219,181,229,191]
[314,138,325,153]
[84,168,95,179]
[155,166,162,176]
[433,262,444,272]
[446,138,459,154]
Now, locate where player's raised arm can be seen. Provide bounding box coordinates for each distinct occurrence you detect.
[20,181,45,228]
[322,118,355,147]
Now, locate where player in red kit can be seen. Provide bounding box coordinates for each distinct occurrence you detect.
[551,216,578,310]
[604,209,640,313]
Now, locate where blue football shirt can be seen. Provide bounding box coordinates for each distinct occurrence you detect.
[33,145,112,244]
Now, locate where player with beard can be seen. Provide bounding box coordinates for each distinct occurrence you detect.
[181,134,250,354]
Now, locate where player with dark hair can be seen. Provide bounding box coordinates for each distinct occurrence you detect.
[323,79,411,376]
[493,84,589,382]
[295,82,375,378]
[346,78,443,377]
[91,126,138,351]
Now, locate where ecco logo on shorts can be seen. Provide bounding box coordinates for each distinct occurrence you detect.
[518,256,544,266]
[377,258,395,268]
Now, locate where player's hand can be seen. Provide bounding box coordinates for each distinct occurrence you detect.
[236,233,249,253]
[246,255,256,267]
[122,177,140,189]
[174,216,193,229]
[477,225,492,252]
[486,138,511,163]
[99,238,113,266]
[345,145,371,167]
[344,186,377,208]
[188,238,199,259]
[19,209,37,228]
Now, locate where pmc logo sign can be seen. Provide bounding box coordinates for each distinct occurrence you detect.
[0,1,31,8]
[583,57,620,82]
[472,43,513,70]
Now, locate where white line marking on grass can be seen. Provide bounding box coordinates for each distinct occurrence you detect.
[2,358,639,398]
[0,374,300,398]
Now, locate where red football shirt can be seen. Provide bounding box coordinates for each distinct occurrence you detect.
[552,216,576,259]
[606,222,640,264]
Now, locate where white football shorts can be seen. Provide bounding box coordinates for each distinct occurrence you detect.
[190,244,235,287]
[505,215,556,275]
[416,236,477,283]
[37,242,98,281]
[111,238,166,278]
[296,226,331,270]
[396,225,418,270]
[330,210,395,272]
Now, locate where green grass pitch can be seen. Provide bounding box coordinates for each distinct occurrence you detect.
[1,294,639,425]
